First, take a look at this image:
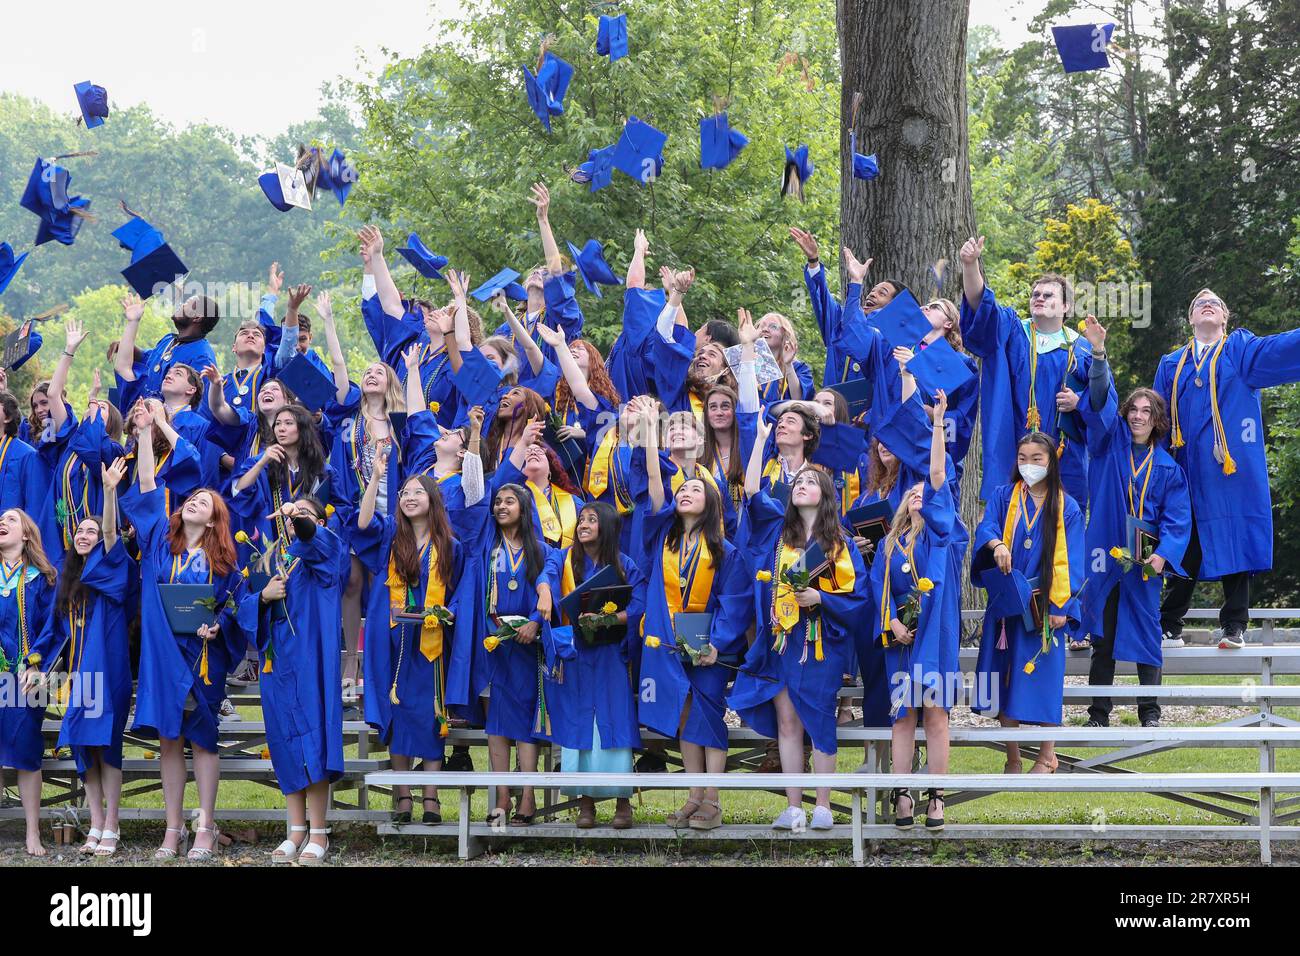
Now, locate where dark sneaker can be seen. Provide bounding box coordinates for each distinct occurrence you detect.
[1218,624,1246,650]
[635,752,668,774]
[443,748,473,772]
[1083,718,1108,728]
[1141,717,1161,728]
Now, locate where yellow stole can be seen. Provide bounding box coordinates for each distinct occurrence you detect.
[1002,482,1071,609]
[1169,337,1236,475]
[770,539,856,660]
[669,459,720,496]
[688,392,705,422]
[585,427,631,512]
[878,534,920,645]
[531,482,578,548]
[662,534,715,620]
[839,470,861,518]
[386,541,446,661]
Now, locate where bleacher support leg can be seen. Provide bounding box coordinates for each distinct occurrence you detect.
[852,789,864,866]
[1260,786,1272,865]
[458,788,483,861]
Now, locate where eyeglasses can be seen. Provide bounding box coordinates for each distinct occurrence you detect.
[1029,290,1058,301]
[1193,298,1224,310]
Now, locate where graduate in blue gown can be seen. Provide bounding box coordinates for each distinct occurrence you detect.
[1077,315,1191,726]
[972,432,1085,774]
[455,480,561,827]
[583,402,639,556]
[120,428,243,861]
[1154,288,1300,648]
[755,311,816,407]
[700,382,760,540]
[957,237,1101,507]
[52,458,134,857]
[631,397,749,831]
[648,270,740,418]
[113,291,220,407]
[867,390,958,830]
[121,399,203,517]
[553,502,646,829]
[732,413,870,832]
[237,497,346,864]
[0,393,49,517]
[536,321,624,489]
[0,509,59,856]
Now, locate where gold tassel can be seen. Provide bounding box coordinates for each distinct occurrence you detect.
[262,657,273,674]
[1223,451,1237,476]
[199,642,211,686]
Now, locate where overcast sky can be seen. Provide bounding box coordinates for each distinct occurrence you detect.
[0,0,1048,139]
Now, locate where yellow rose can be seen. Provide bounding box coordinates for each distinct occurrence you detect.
[235,531,251,544]
[241,568,250,579]
[428,401,441,414]
[260,747,271,760]
[601,601,618,615]
[1077,319,1088,333]
[424,614,438,627]
[645,636,661,649]
[755,570,772,583]
[1108,546,1123,559]
[483,636,501,652]
[325,504,336,519]
[917,578,934,593]
[1023,661,1036,675]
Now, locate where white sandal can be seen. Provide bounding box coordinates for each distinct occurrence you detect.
[272,825,308,864]
[187,817,222,861]
[154,827,188,861]
[79,827,103,855]
[94,829,120,858]
[297,828,330,865]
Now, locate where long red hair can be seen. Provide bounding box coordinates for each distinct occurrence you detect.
[167,489,237,577]
[554,340,622,416]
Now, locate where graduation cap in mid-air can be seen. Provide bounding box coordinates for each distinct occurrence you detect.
[906,336,976,397]
[868,288,931,350]
[596,13,629,61]
[565,239,622,298]
[571,143,617,191]
[73,81,110,129]
[20,156,94,246]
[611,115,667,186]
[471,268,523,303]
[259,162,313,212]
[1051,23,1116,73]
[111,203,189,299]
[451,348,506,406]
[699,112,748,170]
[397,233,448,281]
[847,92,879,181]
[315,148,356,206]
[277,353,337,412]
[522,48,575,132]
[0,243,29,296]
[782,144,814,201]
[1,320,33,371]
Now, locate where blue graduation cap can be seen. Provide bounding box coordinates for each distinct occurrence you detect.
[699,112,748,170]
[812,421,868,474]
[596,13,629,61]
[112,211,189,300]
[978,566,1034,623]
[850,131,879,181]
[829,377,872,421]
[782,144,814,200]
[572,143,617,192]
[451,348,506,406]
[73,81,109,129]
[397,233,448,281]
[315,148,356,206]
[522,51,575,132]
[869,287,930,350]
[565,239,622,298]
[0,244,29,296]
[277,353,337,412]
[20,157,92,246]
[907,337,976,397]
[471,268,522,302]
[611,116,667,186]
[1052,23,1116,73]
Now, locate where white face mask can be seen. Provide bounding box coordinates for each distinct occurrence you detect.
[1019,463,1048,486]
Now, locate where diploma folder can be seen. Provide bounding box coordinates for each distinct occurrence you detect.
[673,611,738,665]
[1127,515,1158,564]
[845,500,894,550]
[571,585,634,646]
[557,564,621,622]
[159,583,217,635]
[246,568,288,622]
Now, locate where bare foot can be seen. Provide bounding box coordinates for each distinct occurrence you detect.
[26,833,46,857]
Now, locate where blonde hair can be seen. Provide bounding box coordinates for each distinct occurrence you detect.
[363,362,407,414]
[760,312,799,355]
[0,509,57,585]
[880,482,925,563]
[1187,288,1231,325]
[924,299,964,352]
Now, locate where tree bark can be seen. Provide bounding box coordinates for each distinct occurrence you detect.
[837,0,981,618]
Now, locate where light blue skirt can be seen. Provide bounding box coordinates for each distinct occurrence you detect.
[561,720,633,798]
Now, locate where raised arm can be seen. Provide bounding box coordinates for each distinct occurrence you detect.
[626,229,649,290]
[402,344,424,413]
[744,411,774,499]
[735,309,761,413]
[135,414,157,494]
[930,389,948,491]
[357,443,390,531]
[50,316,89,432]
[358,225,405,320]
[149,400,180,450]
[959,235,987,312]
[100,457,127,551]
[446,270,472,374]
[202,365,242,426]
[462,406,486,506]
[507,417,546,472]
[528,183,563,275]
[115,294,146,382]
[536,323,596,409]
[895,346,917,403]
[313,291,351,404]
[639,398,666,512]
[496,294,545,374]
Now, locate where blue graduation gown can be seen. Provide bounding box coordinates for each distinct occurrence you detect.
[0,567,56,771]
[635,501,750,749]
[131,334,219,404]
[331,411,412,520]
[804,264,858,387]
[236,524,346,793]
[971,482,1085,725]
[867,481,960,718]
[492,272,586,372]
[1078,394,1191,667]
[1153,328,1300,579]
[758,360,816,407]
[730,492,870,754]
[121,487,243,751]
[606,287,666,401]
[54,541,134,773]
[228,454,347,558]
[353,514,468,762]
[549,549,646,752]
[648,324,699,414]
[0,435,48,519]
[960,285,1099,505]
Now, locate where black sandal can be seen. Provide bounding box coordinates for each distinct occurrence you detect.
[392,795,413,824]
[422,797,442,824]
[924,788,945,831]
[891,788,914,830]
[509,812,535,828]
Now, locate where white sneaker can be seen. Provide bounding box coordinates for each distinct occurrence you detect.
[772,806,807,831]
[1161,631,1185,648]
[810,806,834,830]
[219,698,238,721]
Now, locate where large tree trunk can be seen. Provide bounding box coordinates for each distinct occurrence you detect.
[837,0,982,621]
